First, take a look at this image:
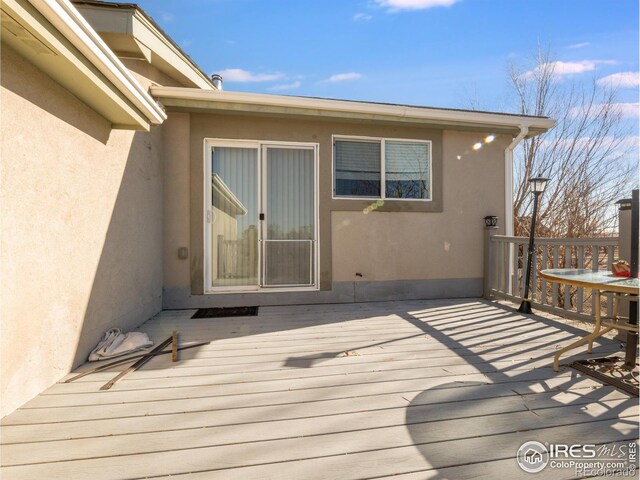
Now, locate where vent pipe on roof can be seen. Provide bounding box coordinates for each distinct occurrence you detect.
[211,74,223,90]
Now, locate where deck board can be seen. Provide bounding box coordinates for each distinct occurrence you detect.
[1,299,637,479]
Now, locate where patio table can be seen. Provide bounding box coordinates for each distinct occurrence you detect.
[539,268,639,371]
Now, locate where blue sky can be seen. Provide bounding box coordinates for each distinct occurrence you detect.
[136,0,638,113]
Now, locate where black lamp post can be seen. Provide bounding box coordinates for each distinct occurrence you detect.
[518,176,549,314]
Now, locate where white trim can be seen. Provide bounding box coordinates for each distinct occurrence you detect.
[332,134,433,202]
[29,0,166,125]
[203,138,320,294]
[151,86,556,133]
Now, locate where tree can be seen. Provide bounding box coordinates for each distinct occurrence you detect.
[508,48,635,238]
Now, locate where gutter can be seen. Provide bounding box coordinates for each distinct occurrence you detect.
[504,125,529,295]
[504,125,529,237]
[30,0,167,125]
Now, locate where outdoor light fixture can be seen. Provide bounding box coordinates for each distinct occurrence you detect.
[529,176,548,194]
[484,215,498,227]
[484,134,496,143]
[617,198,632,210]
[473,142,482,150]
[518,176,550,314]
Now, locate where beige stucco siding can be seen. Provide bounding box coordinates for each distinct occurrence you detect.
[162,112,507,302]
[162,113,191,289]
[0,44,163,417]
[180,113,444,294]
[332,131,507,282]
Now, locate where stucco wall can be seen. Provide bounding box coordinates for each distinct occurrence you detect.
[0,44,164,417]
[332,130,507,282]
[162,112,507,307]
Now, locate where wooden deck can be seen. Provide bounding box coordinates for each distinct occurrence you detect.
[1,299,637,479]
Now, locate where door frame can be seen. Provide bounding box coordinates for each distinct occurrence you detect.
[203,138,320,294]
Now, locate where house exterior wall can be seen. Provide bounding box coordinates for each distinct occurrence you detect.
[333,130,507,282]
[162,112,508,307]
[0,44,164,417]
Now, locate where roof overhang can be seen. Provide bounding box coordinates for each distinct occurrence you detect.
[150,87,556,137]
[72,1,215,90]
[1,0,166,130]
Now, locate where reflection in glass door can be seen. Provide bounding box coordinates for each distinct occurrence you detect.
[263,147,315,287]
[206,140,317,292]
[210,145,259,288]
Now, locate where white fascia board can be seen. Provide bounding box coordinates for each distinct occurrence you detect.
[150,87,556,134]
[29,0,166,125]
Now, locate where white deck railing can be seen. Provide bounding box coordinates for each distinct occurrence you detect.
[487,235,619,321]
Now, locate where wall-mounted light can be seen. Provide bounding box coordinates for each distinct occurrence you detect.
[484,134,496,143]
[473,142,483,150]
[484,215,498,227]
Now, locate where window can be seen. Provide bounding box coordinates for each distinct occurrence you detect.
[334,140,381,197]
[333,137,431,200]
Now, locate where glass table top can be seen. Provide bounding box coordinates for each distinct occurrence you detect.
[541,268,639,293]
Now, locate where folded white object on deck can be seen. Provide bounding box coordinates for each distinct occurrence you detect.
[88,328,154,362]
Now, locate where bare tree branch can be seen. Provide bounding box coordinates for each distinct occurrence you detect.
[508,48,634,238]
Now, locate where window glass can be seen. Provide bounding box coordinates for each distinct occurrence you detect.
[334,140,381,197]
[385,141,430,199]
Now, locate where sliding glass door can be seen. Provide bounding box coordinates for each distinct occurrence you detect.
[205,140,318,292]
[209,144,259,288]
[263,146,315,287]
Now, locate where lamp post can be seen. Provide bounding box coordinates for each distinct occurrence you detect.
[518,177,549,314]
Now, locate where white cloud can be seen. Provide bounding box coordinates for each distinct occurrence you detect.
[521,59,617,79]
[268,81,302,91]
[160,12,175,23]
[597,71,640,89]
[375,0,460,12]
[353,12,373,21]
[616,135,640,151]
[568,42,590,49]
[570,102,639,119]
[612,102,640,118]
[538,135,639,159]
[325,72,363,82]
[217,69,284,83]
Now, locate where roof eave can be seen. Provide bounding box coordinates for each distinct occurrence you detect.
[150,87,556,136]
[72,0,216,90]
[6,0,167,128]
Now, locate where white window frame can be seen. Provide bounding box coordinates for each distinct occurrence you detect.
[203,138,320,294]
[332,134,433,202]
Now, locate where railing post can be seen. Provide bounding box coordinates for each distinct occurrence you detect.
[617,200,632,334]
[483,217,499,299]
